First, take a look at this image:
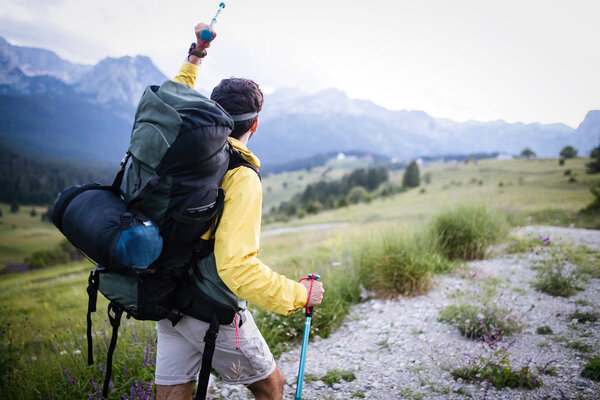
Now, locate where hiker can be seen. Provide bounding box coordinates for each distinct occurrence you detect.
[154,23,325,400]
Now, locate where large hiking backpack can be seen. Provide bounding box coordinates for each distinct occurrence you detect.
[52,80,258,400]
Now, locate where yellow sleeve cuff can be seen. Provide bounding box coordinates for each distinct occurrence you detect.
[292,282,309,312]
[173,62,200,88]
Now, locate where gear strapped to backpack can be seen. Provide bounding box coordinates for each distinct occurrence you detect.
[51,80,259,400]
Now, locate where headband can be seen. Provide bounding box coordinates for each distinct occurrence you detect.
[230,111,258,122]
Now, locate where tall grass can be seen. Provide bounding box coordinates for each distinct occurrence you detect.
[354,229,455,298]
[433,204,509,260]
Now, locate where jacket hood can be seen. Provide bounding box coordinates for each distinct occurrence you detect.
[229,137,261,169]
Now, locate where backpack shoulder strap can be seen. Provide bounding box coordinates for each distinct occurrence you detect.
[227,143,261,180]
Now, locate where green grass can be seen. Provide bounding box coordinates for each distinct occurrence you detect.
[581,355,600,381]
[536,326,553,335]
[438,304,520,340]
[568,310,599,324]
[433,204,509,260]
[532,249,582,297]
[0,261,157,399]
[0,203,63,267]
[320,369,356,386]
[506,236,552,254]
[354,228,455,298]
[567,341,594,353]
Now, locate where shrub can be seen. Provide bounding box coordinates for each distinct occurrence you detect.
[305,201,323,214]
[568,341,593,353]
[564,169,572,176]
[568,310,599,324]
[559,158,565,166]
[451,320,546,392]
[433,205,508,260]
[347,186,368,204]
[581,355,600,381]
[439,304,519,340]
[507,236,552,254]
[536,326,553,335]
[24,247,69,269]
[581,182,600,213]
[354,229,454,298]
[533,257,579,297]
[320,369,356,386]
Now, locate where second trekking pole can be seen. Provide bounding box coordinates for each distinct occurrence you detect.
[295,273,320,400]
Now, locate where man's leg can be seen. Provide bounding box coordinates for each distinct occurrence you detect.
[246,365,285,400]
[156,381,195,400]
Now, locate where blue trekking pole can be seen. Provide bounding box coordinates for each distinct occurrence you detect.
[191,2,226,58]
[295,273,320,400]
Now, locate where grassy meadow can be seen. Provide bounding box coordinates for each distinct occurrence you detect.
[0,156,598,399]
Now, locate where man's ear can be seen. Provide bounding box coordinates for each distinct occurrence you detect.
[251,118,259,132]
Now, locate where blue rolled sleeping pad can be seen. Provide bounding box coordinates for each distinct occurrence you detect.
[51,183,163,270]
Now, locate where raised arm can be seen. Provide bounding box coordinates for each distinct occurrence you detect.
[173,23,216,88]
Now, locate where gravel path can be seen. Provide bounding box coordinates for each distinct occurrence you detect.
[209,227,600,399]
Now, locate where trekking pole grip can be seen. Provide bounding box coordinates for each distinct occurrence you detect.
[303,273,320,317]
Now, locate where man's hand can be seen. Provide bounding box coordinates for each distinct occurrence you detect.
[188,23,217,65]
[194,23,217,48]
[300,280,324,308]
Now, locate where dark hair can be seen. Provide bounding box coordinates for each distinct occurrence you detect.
[211,78,264,139]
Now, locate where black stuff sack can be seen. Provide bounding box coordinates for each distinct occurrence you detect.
[51,183,163,270]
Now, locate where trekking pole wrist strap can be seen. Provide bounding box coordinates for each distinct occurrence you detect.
[298,276,315,308]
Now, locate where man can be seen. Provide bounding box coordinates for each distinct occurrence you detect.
[154,23,325,400]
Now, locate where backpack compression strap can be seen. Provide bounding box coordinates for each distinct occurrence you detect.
[86,270,99,365]
[196,313,220,400]
[102,302,124,399]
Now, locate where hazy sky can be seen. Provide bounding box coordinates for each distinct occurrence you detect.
[1,0,599,127]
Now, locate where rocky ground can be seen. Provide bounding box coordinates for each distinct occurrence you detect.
[209,226,600,399]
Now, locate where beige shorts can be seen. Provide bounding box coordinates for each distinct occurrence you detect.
[155,310,276,386]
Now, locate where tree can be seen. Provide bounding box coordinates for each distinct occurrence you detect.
[10,199,19,213]
[587,146,600,174]
[30,208,37,217]
[520,148,536,160]
[402,161,420,188]
[560,145,578,159]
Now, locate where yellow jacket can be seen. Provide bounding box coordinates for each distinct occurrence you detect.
[173,62,308,315]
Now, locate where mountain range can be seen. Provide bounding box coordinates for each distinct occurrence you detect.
[0,37,598,167]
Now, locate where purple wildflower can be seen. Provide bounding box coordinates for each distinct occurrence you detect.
[98,362,105,374]
[512,241,518,245]
[143,345,150,368]
[62,366,76,386]
[543,236,551,244]
[538,234,543,240]
[123,365,129,380]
